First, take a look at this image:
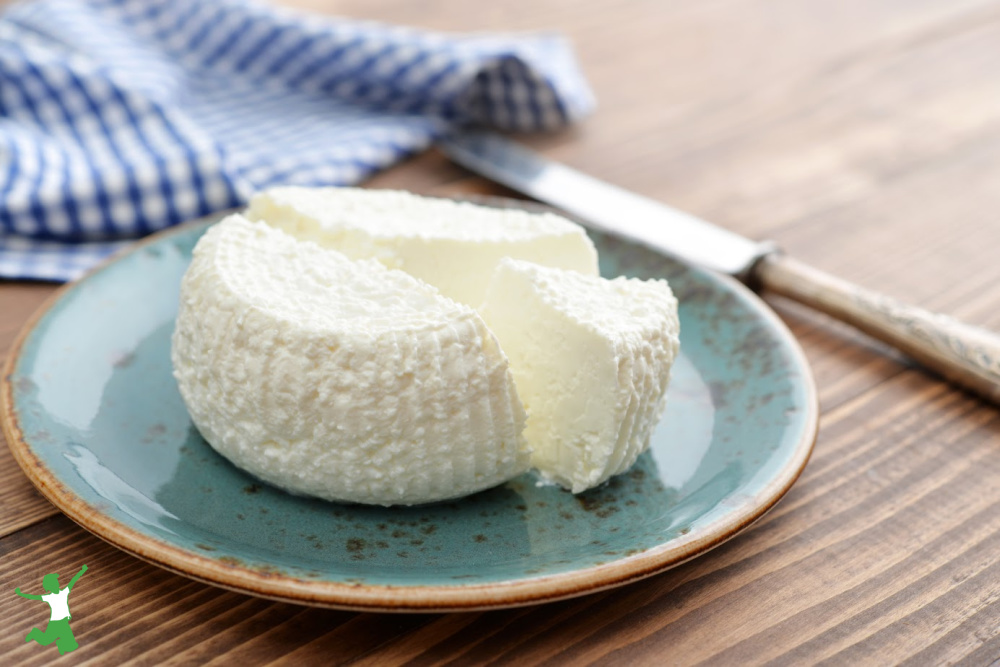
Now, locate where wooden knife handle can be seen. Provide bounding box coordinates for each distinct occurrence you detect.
[755,253,1000,403]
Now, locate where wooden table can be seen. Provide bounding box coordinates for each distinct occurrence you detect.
[4,0,1000,663]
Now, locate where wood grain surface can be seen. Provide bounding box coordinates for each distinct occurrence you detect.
[4,0,1000,664]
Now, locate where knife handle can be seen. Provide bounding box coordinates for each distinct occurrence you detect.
[755,253,1000,403]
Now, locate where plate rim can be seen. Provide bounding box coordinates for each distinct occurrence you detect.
[1,204,819,613]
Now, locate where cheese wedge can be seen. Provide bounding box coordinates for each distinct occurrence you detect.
[171,215,529,506]
[245,186,599,307]
[479,258,680,493]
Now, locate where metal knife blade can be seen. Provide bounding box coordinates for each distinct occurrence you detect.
[438,130,777,281]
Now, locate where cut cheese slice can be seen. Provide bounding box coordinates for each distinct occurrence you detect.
[246,186,599,307]
[171,214,529,506]
[479,258,680,493]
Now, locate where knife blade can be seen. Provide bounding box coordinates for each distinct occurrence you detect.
[439,129,1000,405]
[439,130,776,281]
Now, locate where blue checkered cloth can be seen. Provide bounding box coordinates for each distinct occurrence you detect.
[0,0,594,281]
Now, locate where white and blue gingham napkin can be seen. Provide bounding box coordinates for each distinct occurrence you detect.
[0,0,594,281]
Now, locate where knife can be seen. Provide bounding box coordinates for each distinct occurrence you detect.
[439,130,1000,404]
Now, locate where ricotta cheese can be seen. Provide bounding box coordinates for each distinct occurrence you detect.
[245,186,599,307]
[171,214,530,506]
[479,258,680,493]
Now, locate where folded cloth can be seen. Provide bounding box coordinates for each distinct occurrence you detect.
[0,0,594,281]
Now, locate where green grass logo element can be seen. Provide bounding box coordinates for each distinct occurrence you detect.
[15,564,88,655]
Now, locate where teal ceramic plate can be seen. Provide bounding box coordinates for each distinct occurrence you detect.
[2,209,817,612]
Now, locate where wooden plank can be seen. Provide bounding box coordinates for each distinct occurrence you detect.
[0,445,57,538]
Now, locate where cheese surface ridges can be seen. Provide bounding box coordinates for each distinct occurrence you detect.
[171,214,530,506]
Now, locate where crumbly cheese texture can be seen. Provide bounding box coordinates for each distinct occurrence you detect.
[245,186,599,307]
[480,259,680,493]
[171,215,530,506]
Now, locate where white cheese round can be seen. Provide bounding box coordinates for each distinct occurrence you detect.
[479,258,681,493]
[245,187,599,307]
[171,214,530,506]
